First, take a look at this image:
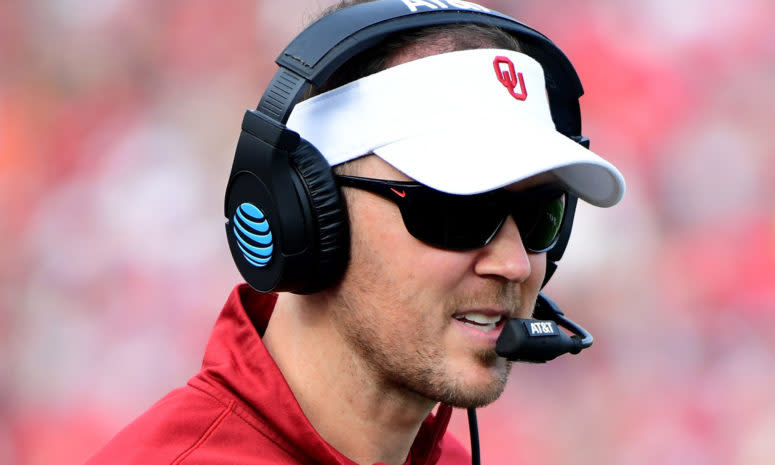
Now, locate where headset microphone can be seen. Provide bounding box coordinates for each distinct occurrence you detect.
[466,294,593,465]
[495,293,593,362]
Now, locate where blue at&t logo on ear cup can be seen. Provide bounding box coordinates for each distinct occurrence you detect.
[232,203,274,268]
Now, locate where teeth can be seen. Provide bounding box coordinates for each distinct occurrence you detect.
[459,313,501,325]
[455,313,503,333]
[464,321,496,332]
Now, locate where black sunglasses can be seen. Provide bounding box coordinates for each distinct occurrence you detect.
[335,175,567,253]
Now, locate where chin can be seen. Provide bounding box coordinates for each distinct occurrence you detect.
[431,360,512,409]
[439,379,509,409]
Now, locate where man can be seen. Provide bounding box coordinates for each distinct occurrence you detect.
[86,1,625,464]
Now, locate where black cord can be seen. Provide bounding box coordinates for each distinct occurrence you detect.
[467,408,481,465]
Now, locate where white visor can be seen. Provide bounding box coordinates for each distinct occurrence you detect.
[286,48,625,207]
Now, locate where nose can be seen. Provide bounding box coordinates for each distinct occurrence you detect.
[472,216,532,283]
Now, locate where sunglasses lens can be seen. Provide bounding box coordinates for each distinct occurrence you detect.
[401,192,503,250]
[402,189,565,252]
[516,192,566,252]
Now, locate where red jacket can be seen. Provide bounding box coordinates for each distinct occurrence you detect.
[85,284,470,465]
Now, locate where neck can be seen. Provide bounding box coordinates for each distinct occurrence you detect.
[263,292,436,465]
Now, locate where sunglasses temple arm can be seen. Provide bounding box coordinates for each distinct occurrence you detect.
[495,293,593,363]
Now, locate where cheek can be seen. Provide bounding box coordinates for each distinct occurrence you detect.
[348,196,409,267]
[342,196,407,296]
[525,253,547,298]
[344,197,470,306]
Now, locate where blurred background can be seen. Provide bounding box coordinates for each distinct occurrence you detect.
[1,0,774,464]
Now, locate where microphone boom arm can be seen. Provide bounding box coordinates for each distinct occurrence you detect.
[495,293,593,363]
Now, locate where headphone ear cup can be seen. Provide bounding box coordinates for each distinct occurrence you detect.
[289,139,350,293]
[542,194,578,288]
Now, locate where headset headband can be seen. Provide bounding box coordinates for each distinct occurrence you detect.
[257,0,584,138]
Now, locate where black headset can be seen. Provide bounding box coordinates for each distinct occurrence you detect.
[224,0,589,294]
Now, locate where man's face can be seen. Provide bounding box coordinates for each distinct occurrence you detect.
[328,156,547,409]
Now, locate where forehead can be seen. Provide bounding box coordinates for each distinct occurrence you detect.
[346,154,560,193]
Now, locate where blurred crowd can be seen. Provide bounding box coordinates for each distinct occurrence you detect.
[1,1,773,464]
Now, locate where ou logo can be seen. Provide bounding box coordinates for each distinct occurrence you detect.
[493,56,528,101]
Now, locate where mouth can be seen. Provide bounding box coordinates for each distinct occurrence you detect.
[453,312,507,333]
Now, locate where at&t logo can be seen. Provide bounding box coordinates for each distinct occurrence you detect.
[233,203,274,268]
